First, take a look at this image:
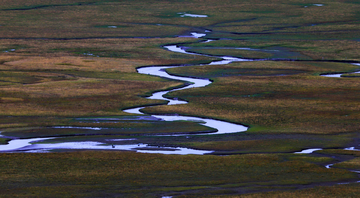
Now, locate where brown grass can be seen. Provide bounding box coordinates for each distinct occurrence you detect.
[0,37,213,119]
[4,56,139,72]
[0,78,182,116]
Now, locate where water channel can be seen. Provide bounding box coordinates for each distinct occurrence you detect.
[0,30,359,155]
[0,32,252,154]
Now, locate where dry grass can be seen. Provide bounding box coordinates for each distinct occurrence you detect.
[3,56,140,73]
[0,37,207,64]
[0,37,212,120]
[0,78,182,116]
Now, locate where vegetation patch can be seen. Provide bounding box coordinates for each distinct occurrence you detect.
[334,157,360,170]
[0,37,214,128]
[163,133,354,154]
[182,139,337,153]
[0,151,355,197]
[0,138,9,144]
[189,183,360,198]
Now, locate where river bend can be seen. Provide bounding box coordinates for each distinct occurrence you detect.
[0,32,358,154]
[0,32,250,154]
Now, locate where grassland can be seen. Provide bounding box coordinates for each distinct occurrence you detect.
[0,0,359,197]
[0,37,213,129]
[184,183,360,198]
[0,151,357,197]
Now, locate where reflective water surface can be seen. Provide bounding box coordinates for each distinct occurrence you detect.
[1,29,358,155]
[1,31,249,154]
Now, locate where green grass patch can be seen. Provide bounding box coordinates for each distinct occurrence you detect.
[181,139,331,153]
[334,157,360,170]
[191,183,360,198]
[0,138,9,144]
[0,151,356,197]
[341,73,360,78]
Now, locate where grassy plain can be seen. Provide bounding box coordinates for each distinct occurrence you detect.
[0,37,213,129]
[0,0,359,197]
[0,151,356,197]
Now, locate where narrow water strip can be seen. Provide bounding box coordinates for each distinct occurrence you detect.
[22,142,213,155]
[2,31,356,154]
[0,32,249,154]
[124,38,250,136]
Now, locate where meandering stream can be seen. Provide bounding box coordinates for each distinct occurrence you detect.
[0,32,252,154]
[0,18,360,197]
[0,29,359,156]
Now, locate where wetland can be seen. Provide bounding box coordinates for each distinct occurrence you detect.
[0,0,360,197]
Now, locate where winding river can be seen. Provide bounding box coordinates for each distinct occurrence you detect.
[0,19,360,196]
[0,28,359,156]
[0,13,359,198]
[0,32,251,154]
